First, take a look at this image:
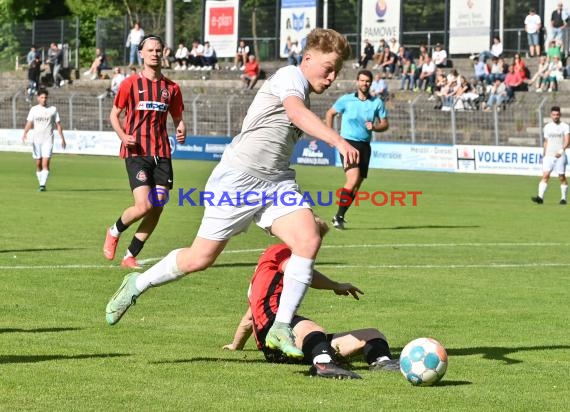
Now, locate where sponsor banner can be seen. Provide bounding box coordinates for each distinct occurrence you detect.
[279,0,317,58]
[361,0,401,45]
[449,0,492,54]
[0,129,120,156]
[204,0,239,58]
[455,145,544,176]
[334,142,455,172]
[290,138,336,166]
[171,136,232,161]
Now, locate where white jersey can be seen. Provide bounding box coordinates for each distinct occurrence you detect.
[221,65,309,181]
[26,104,60,144]
[543,121,570,156]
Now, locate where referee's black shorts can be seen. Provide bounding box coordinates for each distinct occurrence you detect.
[339,139,372,178]
[125,156,173,191]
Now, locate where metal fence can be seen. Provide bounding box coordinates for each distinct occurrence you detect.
[2,88,556,148]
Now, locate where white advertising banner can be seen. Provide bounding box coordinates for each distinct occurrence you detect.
[456,145,544,176]
[360,0,401,46]
[279,0,317,58]
[449,0,492,54]
[204,0,239,58]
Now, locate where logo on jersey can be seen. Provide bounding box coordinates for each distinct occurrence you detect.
[137,101,169,112]
[136,170,148,182]
[160,88,171,102]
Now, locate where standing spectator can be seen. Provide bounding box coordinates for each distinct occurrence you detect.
[531,106,570,204]
[525,9,542,57]
[550,3,568,48]
[83,48,107,80]
[240,54,260,89]
[21,89,66,191]
[325,69,389,230]
[104,34,186,269]
[353,38,374,69]
[432,43,447,68]
[127,22,145,67]
[47,43,63,88]
[174,42,189,70]
[231,39,250,70]
[26,45,38,67]
[202,41,218,70]
[104,29,359,365]
[27,55,42,100]
[483,78,507,112]
[546,39,563,61]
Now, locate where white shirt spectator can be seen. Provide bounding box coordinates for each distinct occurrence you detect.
[491,42,503,57]
[525,13,542,34]
[432,45,447,66]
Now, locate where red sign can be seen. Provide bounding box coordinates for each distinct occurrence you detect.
[209,7,235,35]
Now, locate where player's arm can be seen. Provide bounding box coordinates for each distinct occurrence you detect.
[310,269,363,300]
[22,120,33,142]
[55,122,66,149]
[222,307,253,351]
[283,95,359,167]
[372,117,389,133]
[110,105,136,147]
[324,106,338,129]
[172,115,186,144]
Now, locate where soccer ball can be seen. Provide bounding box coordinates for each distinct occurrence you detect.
[399,337,448,386]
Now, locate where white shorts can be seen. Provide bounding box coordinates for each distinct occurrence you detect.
[543,155,567,175]
[32,141,53,159]
[196,163,310,241]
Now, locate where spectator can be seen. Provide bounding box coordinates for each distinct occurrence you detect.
[474,57,490,83]
[240,54,260,89]
[353,38,374,69]
[483,78,507,112]
[412,44,429,90]
[432,43,447,68]
[231,39,250,70]
[524,9,542,57]
[544,55,564,92]
[457,76,481,110]
[399,57,416,90]
[476,36,503,62]
[372,39,388,69]
[47,43,63,88]
[388,36,400,54]
[26,45,38,67]
[512,53,528,81]
[286,39,303,66]
[528,56,550,92]
[488,57,507,83]
[395,45,414,77]
[546,39,562,62]
[417,55,436,92]
[379,46,396,78]
[129,66,137,77]
[370,72,388,99]
[162,46,173,69]
[174,42,189,70]
[202,41,218,70]
[550,2,568,48]
[83,48,107,80]
[126,22,145,67]
[504,64,524,101]
[188,39,205,70]
[107,67,125,97]
[26,55,42,101]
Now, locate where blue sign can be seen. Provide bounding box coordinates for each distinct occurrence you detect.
[290,138,336,166]
[171,136,232,161]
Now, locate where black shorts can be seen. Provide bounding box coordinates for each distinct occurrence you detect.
[339,139,372,178]
[125,156,173,191]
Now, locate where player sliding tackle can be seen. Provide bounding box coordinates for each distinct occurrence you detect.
[105,28,359,359]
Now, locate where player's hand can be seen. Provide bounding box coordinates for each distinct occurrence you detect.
[176,128,186,144]
[333,283,363,300]
[121,134,137,147]
[365,121,373,131]
[222,343,241,351]
[338,141,359,169]
[61,139,67,150]
[22,135,27,143]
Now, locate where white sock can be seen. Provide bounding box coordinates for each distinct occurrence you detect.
[135,249,184,292]
[313,354,332,364]
[39,170,49,186]
[36,171,41,184]
[124,250,133,259]
[275,254,314,324]
[538,181,548,198]
[109,224,120,237]
[375,355,391,363]
[561,184,568,201]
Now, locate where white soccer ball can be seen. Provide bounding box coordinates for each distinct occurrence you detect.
[399,337,448,386]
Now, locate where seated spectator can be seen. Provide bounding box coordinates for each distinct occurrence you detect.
[504,64,524,101]
[543,55,564,92]
[240,54,260,89]
[457,76,481,110]
[370,72,388,99]
[476,36,503,62]
[162,46,173,69]
[107,67,125,97]
[379,46,396,78]
[202,41,218,70]
[527,56,550,91]
[188,39,205,70]
[483,78,507,111]
[83,48,107,80]
[412,44,429,90]
[488,57,507,83]
[353,38,374,69]
[286,39,303,66]
[388,37,400,54]
[174,42,189,70]
[231,39,250,70]
[372,39,388,69]
[395,46,414,77]
[432,43,447,68]
[399,58,416,90]
[474,57,490,83]
[511,53,528,81]
[546,39,562,62]
[432,70,449,105]
[417,55,436,92]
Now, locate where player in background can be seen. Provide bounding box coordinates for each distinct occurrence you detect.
[223,218,399,379]
[325,70,389,230]
[532,106,570,204]
[104,34,186,269]
[105,28,359,360]
[22,89,66,191]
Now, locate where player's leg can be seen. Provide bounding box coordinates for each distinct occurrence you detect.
[557,161,568,204]
[533,159,553,203]
[293,319,361,379]
[33,148,42,189]
[331,328,399,372]
[38,156,50,190]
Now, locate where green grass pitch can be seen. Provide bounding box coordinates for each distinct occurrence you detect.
[0,151,568,411]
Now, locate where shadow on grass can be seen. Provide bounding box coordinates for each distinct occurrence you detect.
[0,353,129,364]
[0,247,86,254]
[0,327,82,334]
[366,225,481,231]
[151,354,267,365]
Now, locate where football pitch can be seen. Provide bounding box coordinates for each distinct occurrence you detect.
[0,151,568,411]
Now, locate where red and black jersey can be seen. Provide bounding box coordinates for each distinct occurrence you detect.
[248,244,292,349]
[114,73,184,158]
